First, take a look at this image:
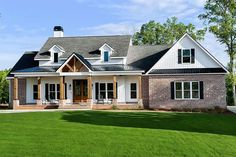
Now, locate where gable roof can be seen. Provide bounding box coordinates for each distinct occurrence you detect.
[35,35,131,60]
[7,51,39,77]
[127,45,172,72]
[146,33,228,74]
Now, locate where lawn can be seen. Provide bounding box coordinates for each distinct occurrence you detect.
[0,111,236,157]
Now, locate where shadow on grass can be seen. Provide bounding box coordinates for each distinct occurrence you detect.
[62,111,236,136]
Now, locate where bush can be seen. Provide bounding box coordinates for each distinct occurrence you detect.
[226,74,235,106]
[0,69,10,104]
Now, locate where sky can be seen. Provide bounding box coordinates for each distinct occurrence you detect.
[0,0,228,70]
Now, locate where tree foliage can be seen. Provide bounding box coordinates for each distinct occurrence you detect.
[199,0,236,105]
[133,17,206,45]
[0,69,10,104]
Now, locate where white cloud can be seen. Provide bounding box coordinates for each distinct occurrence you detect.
[79,22,141,35]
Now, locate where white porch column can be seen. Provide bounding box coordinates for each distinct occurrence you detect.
[87,76,93,109]
[59,76,66,106]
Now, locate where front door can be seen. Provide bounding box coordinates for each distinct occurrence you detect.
[73,80,88,102]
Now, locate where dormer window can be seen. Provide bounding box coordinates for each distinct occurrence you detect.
[104,51,109,62]
[178,48,195,64]
[54,53,58,63]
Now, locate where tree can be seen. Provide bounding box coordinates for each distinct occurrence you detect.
[133,17,206,45]
[0,69,10,104]
[199,0,236,105]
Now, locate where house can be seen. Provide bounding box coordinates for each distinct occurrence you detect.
[7,26,228,110]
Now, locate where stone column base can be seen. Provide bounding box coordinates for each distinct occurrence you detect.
[112,99,118,105]
[36,99,42,106]
[13,100,19,110]
[59,99,67,106]
[138,99,143,109]
[87,99,93,109]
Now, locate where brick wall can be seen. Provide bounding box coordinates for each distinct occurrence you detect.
[142,76,149,109]
[146,74,226,110]
[9,78,26,107]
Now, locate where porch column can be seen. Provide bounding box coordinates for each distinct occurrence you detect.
[59,76,66,106]
[87,76,93,108]
[113,76,117,105]
[13,77,19,109]
[138,75,143,107]
[36,77,42,105]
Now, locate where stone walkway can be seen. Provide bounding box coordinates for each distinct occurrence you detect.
[227,106,236,114]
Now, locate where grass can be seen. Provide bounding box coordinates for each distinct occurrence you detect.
[0,110,236,157]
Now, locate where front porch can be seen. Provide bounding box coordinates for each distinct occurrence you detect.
[11,75,143,110]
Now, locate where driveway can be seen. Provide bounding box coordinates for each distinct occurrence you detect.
[227,106,236,114]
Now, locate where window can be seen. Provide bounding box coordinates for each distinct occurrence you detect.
[107,83,113,99]
[33,85,38,100]
[99,83,106,99]
[57,84,60,100]
[182,49,191,63]
[54,53,58,63]
[175,81,199,100]
[49,84,56,100]
[130,83,137,99]
[104,51,109,62]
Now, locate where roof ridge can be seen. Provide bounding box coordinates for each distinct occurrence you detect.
[48,35,132,39]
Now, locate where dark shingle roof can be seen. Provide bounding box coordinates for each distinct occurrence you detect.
[127,45,171,72]
[35,35,131,59]
[149,68,227,74]
[7,51,39,77]
[14,66,58,73]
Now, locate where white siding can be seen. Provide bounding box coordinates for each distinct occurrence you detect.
[151,35,220,70]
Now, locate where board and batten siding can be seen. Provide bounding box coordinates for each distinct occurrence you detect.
[151,35,220,70]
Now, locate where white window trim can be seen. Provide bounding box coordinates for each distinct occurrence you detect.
[98,82,114,100]
[49,84,60,100]
[181,48,192,64]
[174,81,200,100]
[130,83,137,99]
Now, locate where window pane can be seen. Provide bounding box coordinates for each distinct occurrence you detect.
[108,92,113,99]
[100,83,105,90]
[184,82,190,90]
[33,93,38,100]
[100,92,106,99]
[192,82,199,90]
[175,82,182,90]
[192,91,199,99]
[184,91,191,98]
[131,91,137,99]
[33,85,37,92]
[131,83,137,90]
[54,53,58,63]
[50,92,55,99]
[183,49,190,56]
[104,51,109,62]
[176,91,182,99]
[107,83,113,90]
[50,84,55,91]
[183,57,190,63]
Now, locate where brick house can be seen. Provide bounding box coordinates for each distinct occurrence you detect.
[7,26,228,110]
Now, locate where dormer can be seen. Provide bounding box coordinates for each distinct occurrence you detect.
[49,45,65,63]
[99,43,114,63]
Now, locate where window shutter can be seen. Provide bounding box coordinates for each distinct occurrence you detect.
[45,83,49,100]
[95,83,99,100]
[171,82,175,99]
[116,82,118,99]
[200,81,204,99]
[65,83,67,99]
[191,49,195,64]
[178,49,182,64]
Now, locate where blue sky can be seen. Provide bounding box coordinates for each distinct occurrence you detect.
[0,0,228,70]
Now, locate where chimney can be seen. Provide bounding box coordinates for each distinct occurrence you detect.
[53,26,64,37]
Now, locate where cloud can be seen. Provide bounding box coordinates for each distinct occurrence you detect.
[79,22,141,35]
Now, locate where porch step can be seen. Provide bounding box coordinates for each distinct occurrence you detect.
[59,105,91,109]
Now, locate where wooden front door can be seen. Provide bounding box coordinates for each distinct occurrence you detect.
[73,80,88,102]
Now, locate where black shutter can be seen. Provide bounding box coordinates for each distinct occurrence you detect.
[171,82,175,99]
[95,83,99,100]
[200,81,204,99]
[191,49,195,64]
[65,83,67,99]
[116,82,118,99]
[178,49,182,64]
[45,83,49,100]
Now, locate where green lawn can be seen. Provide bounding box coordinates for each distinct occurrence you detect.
[0,111,236,157]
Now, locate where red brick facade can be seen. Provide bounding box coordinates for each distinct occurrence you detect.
[142,74,227,110]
